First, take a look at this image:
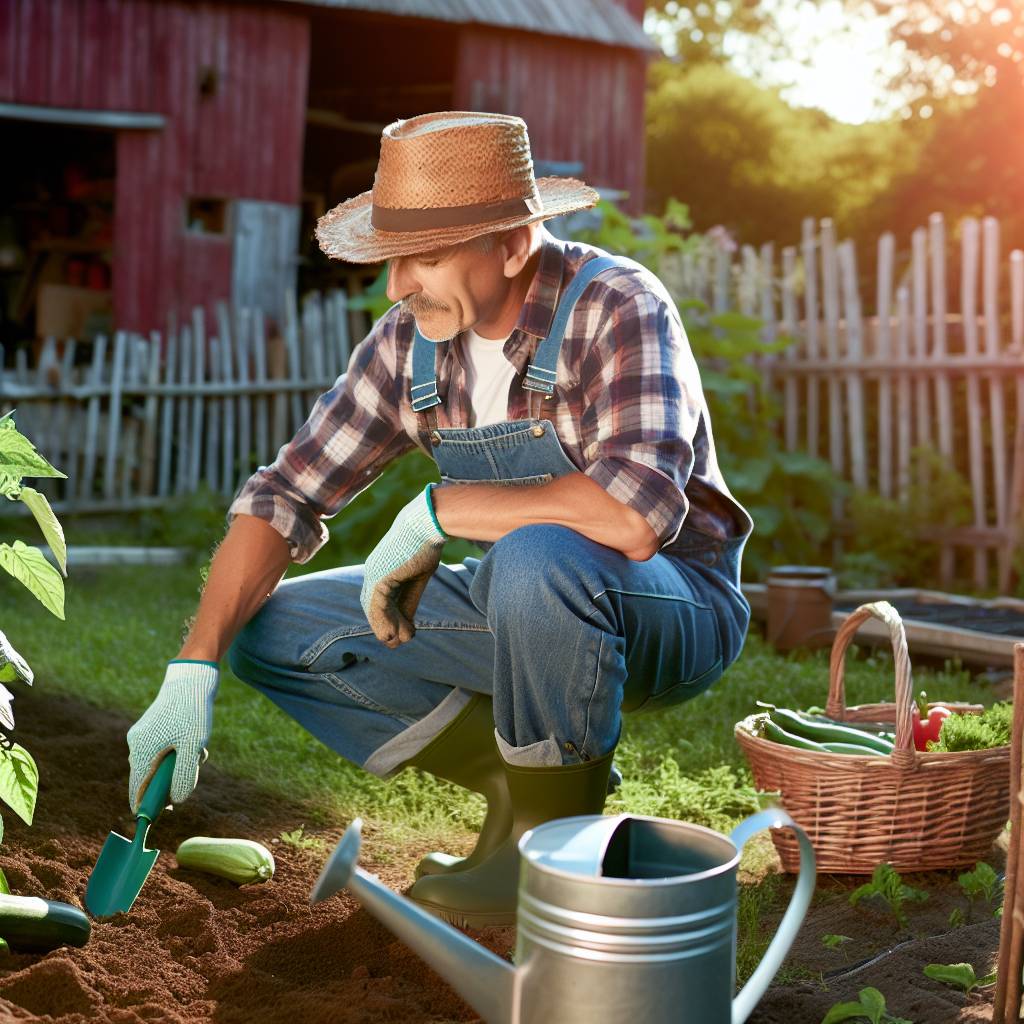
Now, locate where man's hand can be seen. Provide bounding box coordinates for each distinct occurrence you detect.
[360,484,448,648]
[126,661,219,813]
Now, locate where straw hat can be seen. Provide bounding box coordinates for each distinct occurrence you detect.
[315,111,600,264]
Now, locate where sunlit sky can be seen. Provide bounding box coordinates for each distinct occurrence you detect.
[645,0,913,124]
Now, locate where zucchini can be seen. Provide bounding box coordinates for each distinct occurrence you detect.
[757,703,895,754]
[0,894,90,952]
[176,837,275,885]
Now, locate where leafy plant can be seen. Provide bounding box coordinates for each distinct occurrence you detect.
[837,448,973,589]
[848,863,928,931]
[821,986,914,1024]
[922,962,996,993]
[822,933,853,951]
[928,702,1013,752]
[0,411,70,872]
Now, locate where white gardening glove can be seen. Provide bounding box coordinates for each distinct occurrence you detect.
[126,660,219,813]
[360,483,447,649]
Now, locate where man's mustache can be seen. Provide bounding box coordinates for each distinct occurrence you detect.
[403,296,450,315]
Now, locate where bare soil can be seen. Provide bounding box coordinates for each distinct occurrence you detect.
[0,684,1008,1023]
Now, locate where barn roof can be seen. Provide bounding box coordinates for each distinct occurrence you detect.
[274,0,656,52]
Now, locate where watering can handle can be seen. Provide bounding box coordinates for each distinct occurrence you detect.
[729,809,816,1024]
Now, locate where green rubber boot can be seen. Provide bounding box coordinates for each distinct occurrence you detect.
[407,748,615,928]
[402,693,513,880]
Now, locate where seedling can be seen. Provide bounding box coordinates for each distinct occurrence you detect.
[278,825,327,855]
[948,862,1002,926]
[820,986,914,1023]
[922,962,996,993]
[848,863,928,930]
[822,933,853,961]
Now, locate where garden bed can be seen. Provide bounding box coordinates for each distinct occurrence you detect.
[745,583,1024,668]
[0,682,1009,1023]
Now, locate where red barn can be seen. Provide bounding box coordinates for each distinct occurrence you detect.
[0,0,653,343]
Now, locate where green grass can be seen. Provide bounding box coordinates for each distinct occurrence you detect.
[0,548,1005,983]
[4,557,996,836]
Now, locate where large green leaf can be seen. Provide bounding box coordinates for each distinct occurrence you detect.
[0,744,37,826]
[0,542,65,619]
[0,427,65,480]
[0,630,32,686]
[18,487,67,577]
[0,864,9,892]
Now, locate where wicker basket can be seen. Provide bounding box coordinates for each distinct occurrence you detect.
[735,600,1011,874]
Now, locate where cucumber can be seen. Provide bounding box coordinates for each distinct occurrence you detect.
[176,837,275,885]
[760,719,886,757]
[757,703,895,754]
[0,894,90,952]
[820,741,885,756]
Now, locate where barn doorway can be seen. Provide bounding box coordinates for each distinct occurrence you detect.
[0,119,116,360]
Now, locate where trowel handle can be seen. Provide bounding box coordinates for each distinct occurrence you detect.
[729,809,816,1024]
[137,751,176,823]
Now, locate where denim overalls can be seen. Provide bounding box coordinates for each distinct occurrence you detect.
[228,256,751,773]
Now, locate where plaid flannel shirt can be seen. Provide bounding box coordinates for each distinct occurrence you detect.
[228,229,752,563]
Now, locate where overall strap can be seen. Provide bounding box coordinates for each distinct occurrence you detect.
[410,325,443,412]
[523,254,624,396]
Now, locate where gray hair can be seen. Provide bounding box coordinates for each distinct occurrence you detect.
[465,231,501,255]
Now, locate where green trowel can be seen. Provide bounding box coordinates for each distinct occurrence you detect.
[85,751,176,917]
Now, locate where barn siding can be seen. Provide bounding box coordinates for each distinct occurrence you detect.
[454,26,646,214]
[1,0,309,332]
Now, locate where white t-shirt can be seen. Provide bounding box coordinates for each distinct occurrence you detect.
[462,327,518,427]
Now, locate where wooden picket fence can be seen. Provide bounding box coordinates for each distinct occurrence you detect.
[0,288,362,512]
[3,210,1024,592]
[659,212,1024,594]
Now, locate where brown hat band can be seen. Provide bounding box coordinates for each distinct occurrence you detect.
[370,194,543,233]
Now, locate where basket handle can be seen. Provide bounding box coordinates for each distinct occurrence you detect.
[825,600,916,766]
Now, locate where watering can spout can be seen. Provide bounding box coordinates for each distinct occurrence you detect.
[311,820,515,1024]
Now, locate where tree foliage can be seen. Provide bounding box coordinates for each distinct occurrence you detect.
[644,0,786,66]
[645,60,922,246]
[842,1,1024,250]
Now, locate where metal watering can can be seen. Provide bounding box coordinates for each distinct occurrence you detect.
[311,809,815,1024]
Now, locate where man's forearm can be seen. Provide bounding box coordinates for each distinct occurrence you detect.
[176,514,293,663]
[431,471,660,561]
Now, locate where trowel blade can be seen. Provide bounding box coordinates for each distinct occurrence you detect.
[85,828,161,918]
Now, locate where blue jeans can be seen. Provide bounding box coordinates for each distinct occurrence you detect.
[227,523,750,772]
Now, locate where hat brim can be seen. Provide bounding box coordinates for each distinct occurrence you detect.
[314,177,600,264]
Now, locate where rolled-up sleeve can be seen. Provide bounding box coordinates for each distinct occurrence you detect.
[228,310,414,563]
[579,289,700,548]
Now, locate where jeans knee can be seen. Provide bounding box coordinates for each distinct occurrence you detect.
[471,524,600,632]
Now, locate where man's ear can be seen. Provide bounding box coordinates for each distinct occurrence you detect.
[501,224,537,278]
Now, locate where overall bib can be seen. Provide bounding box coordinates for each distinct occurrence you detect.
[228,256,750,773]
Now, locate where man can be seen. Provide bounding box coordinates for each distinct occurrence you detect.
[126,111,752,927]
